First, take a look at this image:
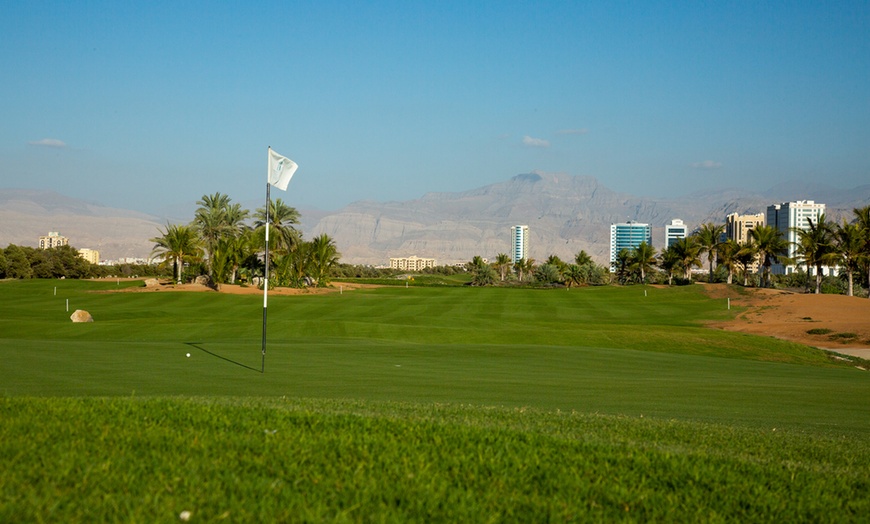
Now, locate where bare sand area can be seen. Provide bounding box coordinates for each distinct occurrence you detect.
[702,284,870,360]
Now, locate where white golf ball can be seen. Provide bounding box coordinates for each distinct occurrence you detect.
[186,353,191,358]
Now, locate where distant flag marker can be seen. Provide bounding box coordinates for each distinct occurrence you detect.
[262,147,299,373]
[268,149,298,191]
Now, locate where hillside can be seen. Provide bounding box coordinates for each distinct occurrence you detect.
[305,172,868,265]
[0,189,163,261]
[3,177,867,265]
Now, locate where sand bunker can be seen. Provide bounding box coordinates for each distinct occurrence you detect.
[702,284,870,359]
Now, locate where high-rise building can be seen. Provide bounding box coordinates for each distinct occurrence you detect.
[664,219,687,248]
[610,222,651,270]
[766,200,825,275]
[725,212,766,273]
[38,232,68,249]
[510,225,529,263]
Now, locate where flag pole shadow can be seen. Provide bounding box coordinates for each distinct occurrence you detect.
[184,342,261,373]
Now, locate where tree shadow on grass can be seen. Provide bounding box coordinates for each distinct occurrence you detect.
[184,342,261,373]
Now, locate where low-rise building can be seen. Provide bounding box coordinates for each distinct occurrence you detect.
[389,255,436,271]
[78,248,100,265]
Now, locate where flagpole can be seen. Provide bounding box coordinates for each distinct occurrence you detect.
[262,147,271,373]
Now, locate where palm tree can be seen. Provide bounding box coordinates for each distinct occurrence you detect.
[308,234,341,287]
[696,222,725,283]
[545,255,566,281]
[469,256,496,286]
[535,263,563,285]
[716,239,741,285]
[280,242,312,288]
[613,248,632,284]
[150,223,201,283]
[225,202,251,237]
[833,220,865,297]
[513,258,534,282]
[255,198,301,259]
[563,264,584,288]
[750,225,789,288]
[224,229,256,284]
[854,205,870,298]
[193,193,251,283]
[658,246,680,285]
[574,250,593,267]
[735,241,759,287]
[493,253,512,282]
[194,193,232,278]
[628,241,657,284]
[671,237,701,281]
[793,215,835,294]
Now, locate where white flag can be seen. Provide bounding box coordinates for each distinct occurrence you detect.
[268,149,298,191]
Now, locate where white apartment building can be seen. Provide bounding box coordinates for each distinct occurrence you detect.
[766,200,826,275]
[664,219,687,248]
[510,225,529,263]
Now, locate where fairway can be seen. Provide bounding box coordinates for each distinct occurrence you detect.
[2,279,869,521]
[1,279,867,432]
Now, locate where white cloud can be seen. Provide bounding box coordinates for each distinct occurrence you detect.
[556,128,588,135]
[522,135,550,148]
[690,160,722,169]
[28,138,67,148]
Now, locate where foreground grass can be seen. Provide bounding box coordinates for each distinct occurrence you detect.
[1,280,868,520]
[2,397,868,522]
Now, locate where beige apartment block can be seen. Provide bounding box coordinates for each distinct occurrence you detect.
[725,212,765,273]
[78,248,100,265]
[725,213,765,244]
[390,255,436,271]
[38,232,68,249]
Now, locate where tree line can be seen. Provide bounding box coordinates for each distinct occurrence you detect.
[150,192,339,288]
[0,243,158,280]
[466,252,609,287]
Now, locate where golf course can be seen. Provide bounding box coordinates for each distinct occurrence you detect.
[2,278,868,521]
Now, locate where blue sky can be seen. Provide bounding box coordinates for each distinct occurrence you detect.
[1,1,868,215]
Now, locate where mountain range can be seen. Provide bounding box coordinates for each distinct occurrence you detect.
[2,173,868,265]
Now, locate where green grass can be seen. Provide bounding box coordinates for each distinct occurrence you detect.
[1,279,869,520]
[2,397,868,522]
